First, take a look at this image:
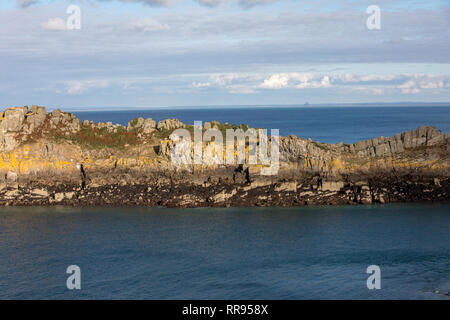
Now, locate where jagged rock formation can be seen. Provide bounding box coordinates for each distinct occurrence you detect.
[127,117,157,134]
[277,125,449,174]
[157,118,184,131]
[0,105,448,207]
[347,126,446,156]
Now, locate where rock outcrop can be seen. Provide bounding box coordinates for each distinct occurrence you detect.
[157,118,184,131]
[49,109,81,132]
[347,125,446,157]
[0,105,448,207]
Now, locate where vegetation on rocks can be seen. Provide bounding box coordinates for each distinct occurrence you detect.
[70,125,139,149]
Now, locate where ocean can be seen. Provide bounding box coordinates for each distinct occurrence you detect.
[1,106,449,300]
[73,105,450,144]
[0,204,449,299]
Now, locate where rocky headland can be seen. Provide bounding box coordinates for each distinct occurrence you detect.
[0,105,448,207]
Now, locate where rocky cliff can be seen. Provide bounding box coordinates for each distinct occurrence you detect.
[0,105,448,207]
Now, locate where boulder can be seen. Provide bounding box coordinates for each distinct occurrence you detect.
[24,105,47,133]
[142,118,156,134]
[274,181,297,192]
[49,109,63,126]
[6,171,17,182]
[203,122,212,130]
[127,117,144,131]
[210,188,237,203]
[49,109,80,132]
[5,189,19,199]
[243,179,272,191]
[320,181,344,192]
[54,192,65,202]
[1,107,28,132]
[65,191,75,199]
[157,119,184,131]
[31,188,49,197]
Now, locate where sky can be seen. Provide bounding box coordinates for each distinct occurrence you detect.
[1,0,450,109]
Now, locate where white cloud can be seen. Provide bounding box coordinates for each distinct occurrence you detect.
[128,18,169,32]
[402,88,421,94]
[257,72,450,94]
[258,73,331,89]
[258,73,314,89]
[330,74,400,84]
[40,18,67,31]
[419,81,444,89]
[259,73,290,89]
[358,74,397,82]
[191,81,211,88]
[354,86,385,95]
[65,80,110,95]
[190,73,260,93]
[397,81,418,94]
[296,76,331,89]
[397,77,448,94]
[209,74,242,86]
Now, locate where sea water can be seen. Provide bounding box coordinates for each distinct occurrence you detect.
[0,204,449,299]
[74,105,450,144]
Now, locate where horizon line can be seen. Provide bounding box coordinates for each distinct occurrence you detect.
[61,101,450,112]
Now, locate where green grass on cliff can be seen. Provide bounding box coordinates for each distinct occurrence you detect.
[153,127,173,139]
[70,125,139,149]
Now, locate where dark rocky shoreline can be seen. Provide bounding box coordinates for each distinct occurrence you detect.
[2,170,448,207]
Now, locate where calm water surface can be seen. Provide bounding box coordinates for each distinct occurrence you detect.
[0,204,449,299]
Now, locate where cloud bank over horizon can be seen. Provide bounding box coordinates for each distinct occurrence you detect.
[2,0,450,109]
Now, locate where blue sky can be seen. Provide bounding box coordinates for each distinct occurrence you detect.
[1,0,450,109]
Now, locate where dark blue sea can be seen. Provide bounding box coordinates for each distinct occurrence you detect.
[73,105,450,144]
[0,205,449,299]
